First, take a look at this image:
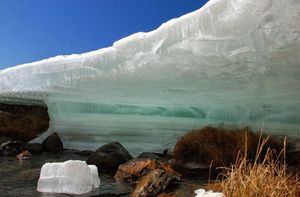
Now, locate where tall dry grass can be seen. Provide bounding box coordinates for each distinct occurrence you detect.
[174,126,282,170]
[208,134,300,197]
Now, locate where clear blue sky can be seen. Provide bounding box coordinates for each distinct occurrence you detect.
[0,0,208,69]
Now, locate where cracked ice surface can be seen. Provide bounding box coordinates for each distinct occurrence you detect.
[0,0,300,152]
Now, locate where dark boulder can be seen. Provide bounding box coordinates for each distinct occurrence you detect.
[0,140,27,156]
[137,152,162,160]
[42,132,63,153]
[86,142,132,173]
[75,150,94,157]
[138,151,173,162]
[0,136,11,145]
[0,103,50,142]
[287,150,300,166]
[26,143,43,154]
[157,184,199,197]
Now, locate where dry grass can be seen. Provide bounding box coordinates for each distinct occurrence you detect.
[208,135,300,197]
[174,126,282,169]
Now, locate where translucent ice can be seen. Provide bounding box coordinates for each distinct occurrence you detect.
[0,0,300,152]
[195,188,224,197]
[37,160,100,194]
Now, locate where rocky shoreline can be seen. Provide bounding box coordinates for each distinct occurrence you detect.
[1,128,299,196]
[0,132,206,196]
[0,103,300,196]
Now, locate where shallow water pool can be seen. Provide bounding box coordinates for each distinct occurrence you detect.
[0,151,131,197]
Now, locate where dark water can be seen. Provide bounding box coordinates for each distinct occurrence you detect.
[0,151,131,197]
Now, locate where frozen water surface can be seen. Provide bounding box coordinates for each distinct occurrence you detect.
[0,0,300,152]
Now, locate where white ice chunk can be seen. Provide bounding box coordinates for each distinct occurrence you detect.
[37,160,100,194]
[194,188,224,197]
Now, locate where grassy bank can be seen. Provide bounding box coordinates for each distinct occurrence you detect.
[208,136,300,196]
[174,126,300,196]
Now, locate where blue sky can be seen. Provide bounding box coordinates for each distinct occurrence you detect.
[0,0,208,69]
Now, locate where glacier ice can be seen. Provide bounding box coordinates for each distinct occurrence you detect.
[0,0,300,152]
[37,160,100,194]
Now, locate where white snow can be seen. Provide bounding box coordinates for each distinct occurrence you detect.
[1,0,300,152]
[37,160,100,194]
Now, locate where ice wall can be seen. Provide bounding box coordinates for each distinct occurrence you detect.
[0,0,300,152]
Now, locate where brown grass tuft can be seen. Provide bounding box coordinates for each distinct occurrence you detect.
[173,126,282,169]
[207,136,300,197]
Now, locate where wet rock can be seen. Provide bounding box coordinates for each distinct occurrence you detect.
[0,103,50,142]
[287,150,300,166]
[0,137,11,156]
[138,151,174,162]
[0,136,11,145]
[157,184,201,197]
[0,140,26,156]
[115,158,157,183]
[75,150,94,157]
[16,150,32,160]
[26,143,43,154]
[42,132,63,153]
[115,158,177,183]
[131,169,180,197]
[86,142,132,173]
[138,152,162,160]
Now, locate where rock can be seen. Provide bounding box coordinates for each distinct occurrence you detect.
[75,150,94,157]
[86,142,132,173]
[0,137,11,157]
[138,152,162,160]
[0,140,26,156]
[287,150,300,166]
[0,136,11,145]
[138,151,174,162]
[37,160,100,194]
[157,185,199,197]
[115,158,178,183]
[0,103,50,142]
[26,143,43,154]
[131,169,180,197]
[115,158,157,183]
[42,132,63,153]
[16,150,32,160]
